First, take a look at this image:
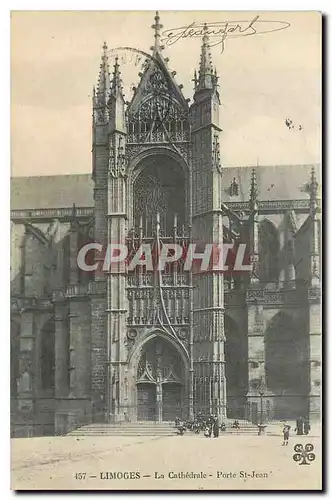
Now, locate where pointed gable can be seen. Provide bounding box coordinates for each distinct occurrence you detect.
[127,51,190,143]
[125,13,191,145]
[128,49,188,114]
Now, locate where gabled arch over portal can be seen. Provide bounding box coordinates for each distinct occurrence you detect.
[128,328,189,370]
[128,330,189,422]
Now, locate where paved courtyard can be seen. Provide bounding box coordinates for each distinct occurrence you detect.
[11,433,322,491]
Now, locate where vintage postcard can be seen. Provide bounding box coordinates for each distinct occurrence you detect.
[10,10,322,491]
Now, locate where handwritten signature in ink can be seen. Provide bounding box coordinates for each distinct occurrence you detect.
[161,15,291,53]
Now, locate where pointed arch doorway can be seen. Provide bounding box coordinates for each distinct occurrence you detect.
[135,336,186,422]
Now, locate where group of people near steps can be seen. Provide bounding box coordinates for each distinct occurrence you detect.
[204,415,220,438]
[282,416,311,446]
[175,413,311,443]
[174,414,235,437]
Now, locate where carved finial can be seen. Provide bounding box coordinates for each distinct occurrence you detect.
[196,23,214,92]
[307,166,319,219]
[250,168,258,206]
[96,42,110,105]
[110,56,124,100]
[309,166,318,202]
[151,10,165,53]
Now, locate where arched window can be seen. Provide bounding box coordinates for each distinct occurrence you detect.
[133,156,185,237]
[259,220,279,283]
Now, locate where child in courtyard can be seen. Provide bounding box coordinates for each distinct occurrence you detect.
[204,425,211,438]
[282,422,291,446]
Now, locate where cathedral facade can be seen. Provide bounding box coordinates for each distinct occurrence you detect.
[10,14,321,437]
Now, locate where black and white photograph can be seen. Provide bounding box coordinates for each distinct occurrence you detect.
[10,10,322,490]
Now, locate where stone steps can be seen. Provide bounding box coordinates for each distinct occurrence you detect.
[68,423,178,437]
[68,420,321,438]
[68,421,262,437]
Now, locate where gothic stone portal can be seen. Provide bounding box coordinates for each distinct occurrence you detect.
[135,337,186,422]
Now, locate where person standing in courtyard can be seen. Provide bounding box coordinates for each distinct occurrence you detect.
[213,416,219,438]
[282,423,291,446]
[295,416,304,436]
[207,415,214,437]
[204,425,210,438]
[304,418,311,435]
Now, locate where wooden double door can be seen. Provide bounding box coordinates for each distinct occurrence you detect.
[137,382,182,422]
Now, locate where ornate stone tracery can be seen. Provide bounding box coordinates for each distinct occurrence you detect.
[133,157,185,235]
[109,135,127,178]
[127,95,190,144]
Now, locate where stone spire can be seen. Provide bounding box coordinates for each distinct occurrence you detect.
[196,24,214,92]
[151,11,164,54]
[108,55,126,133]
[96,42,110,105]
[110,56,124,100]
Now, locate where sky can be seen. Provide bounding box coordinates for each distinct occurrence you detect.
[11,10,321,177]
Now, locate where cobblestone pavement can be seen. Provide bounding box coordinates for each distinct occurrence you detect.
[11,433,322,491]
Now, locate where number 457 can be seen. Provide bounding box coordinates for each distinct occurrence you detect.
[75,473,86,480]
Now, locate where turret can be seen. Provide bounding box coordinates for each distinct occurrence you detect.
[92,42,111,135]
[108,56,126,134]
[95,42,110,109]
[193,24,219,103]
